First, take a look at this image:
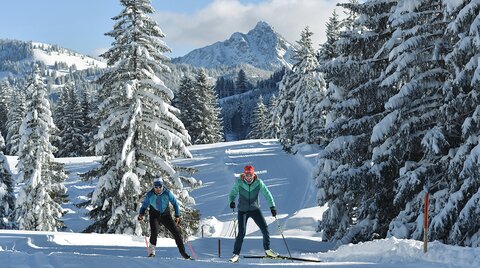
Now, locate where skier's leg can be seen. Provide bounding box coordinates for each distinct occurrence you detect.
[251,209,270,250]
[149,211,160,246]
[233,211,249,254]
[160,213,188,257]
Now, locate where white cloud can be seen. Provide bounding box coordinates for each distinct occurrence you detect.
[153,0,344,57]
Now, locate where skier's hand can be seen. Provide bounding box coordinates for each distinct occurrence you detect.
[230,202,236,209]
[175,216,181,226]
[138,215,144,221]
[270,207,277,217]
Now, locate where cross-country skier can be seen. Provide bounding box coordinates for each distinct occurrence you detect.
[228,165,279,263]
[138,177,191,259]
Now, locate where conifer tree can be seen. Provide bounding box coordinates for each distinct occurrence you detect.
[318,10,341,63]
[313,0,397,243]
[235,69,248,94]
[0,132,14,228]
[84,0,196,234]
[0,80,10,142]
[291,27,327,145]
[14,65,68,231]
[174,75,196,134]
[267,95,280,139]
[275,67,296,152]
[191,70,224,144]
[378,0,451,242]
[249,96,268,139]
[57,82,85,157]
[79,85,94,155]
[6,87,26,155]
[424,0,480,247]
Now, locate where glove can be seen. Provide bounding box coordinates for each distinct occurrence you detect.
[230,202,236,209]
[138,215,144,221]
[175,216,181,226]
[270,207,277,217]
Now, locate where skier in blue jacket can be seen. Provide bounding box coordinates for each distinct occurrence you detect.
[228,165,279,263]
[138,177,191,259]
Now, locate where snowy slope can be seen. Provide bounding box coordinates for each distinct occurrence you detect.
[31,42,106,72]
[172,21,295,71]
[1,140,478,267]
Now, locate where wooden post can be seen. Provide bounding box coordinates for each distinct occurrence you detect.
[218,239,221,257]
[424,192,429,253]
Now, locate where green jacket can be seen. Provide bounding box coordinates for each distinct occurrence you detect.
[228,174,275,212]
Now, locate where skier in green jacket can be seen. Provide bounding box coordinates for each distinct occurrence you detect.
[228,165,279,263]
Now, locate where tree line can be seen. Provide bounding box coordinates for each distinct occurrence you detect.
[263,0,480,247]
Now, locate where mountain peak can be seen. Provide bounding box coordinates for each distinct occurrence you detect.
[252,21,274,32]
[172,21,294,71]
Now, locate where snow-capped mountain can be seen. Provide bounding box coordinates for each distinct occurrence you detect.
[172,21,296,71]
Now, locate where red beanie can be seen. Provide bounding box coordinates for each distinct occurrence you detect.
[244,165,254,174]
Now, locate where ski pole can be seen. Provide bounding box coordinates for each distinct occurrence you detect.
[275,216,293,259]
[185,237,198,259]
[139,217,150,256]
[144,236,150,256]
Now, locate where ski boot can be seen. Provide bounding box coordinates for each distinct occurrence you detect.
[229,254,239,263]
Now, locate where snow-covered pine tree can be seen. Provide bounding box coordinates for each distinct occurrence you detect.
[57,82,85,157]
[248,96,268,139]
[79,84,94,156]
[84,0,196,234]
[174,75,196,138]
[290,27,327,146]
[318,10,341,64]
[14,65,68,231]
[5,87,26,155]
[191,69,224,144]
[427,0,480,247]
[275,66,296,152]
[0,80,10,142]
[267,94,280,139]
[313,0,398,243]
[379,0,451,242]
[0,132,14,228]
[235,69,248,95]
[53,86,67,147]
[275,64,298,152]
[342,0,360,31]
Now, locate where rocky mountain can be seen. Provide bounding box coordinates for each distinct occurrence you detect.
[172,21,296,71]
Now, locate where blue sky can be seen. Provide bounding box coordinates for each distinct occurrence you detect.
[0,0,341,58]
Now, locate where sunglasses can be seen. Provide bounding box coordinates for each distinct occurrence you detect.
[154,185,163,189]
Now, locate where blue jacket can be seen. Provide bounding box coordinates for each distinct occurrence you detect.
[139,187,181,217]
[228,174,275,212]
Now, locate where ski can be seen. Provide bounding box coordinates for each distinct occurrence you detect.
[243,255,322,263]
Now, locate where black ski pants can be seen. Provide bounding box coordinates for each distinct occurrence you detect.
[149,207,187,256]
[233,208,270,254]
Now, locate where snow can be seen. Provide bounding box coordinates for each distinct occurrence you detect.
[1,140,478,267]
[31,42,107,71]
[172,21,295,71]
